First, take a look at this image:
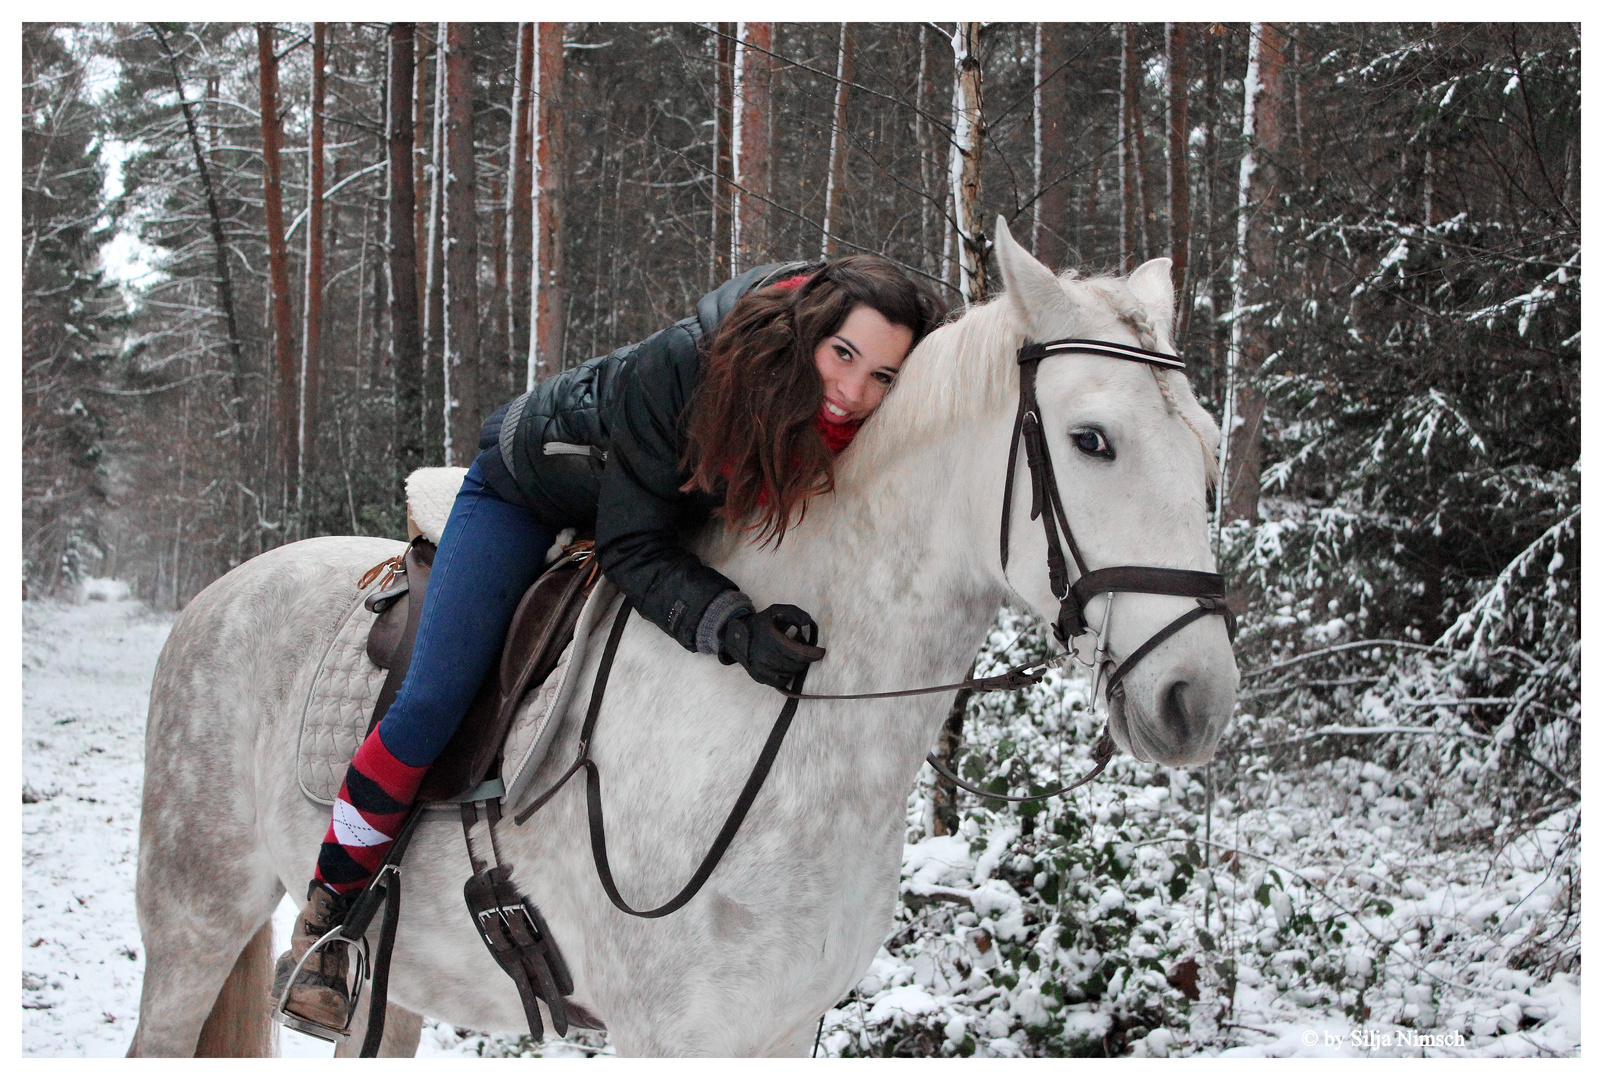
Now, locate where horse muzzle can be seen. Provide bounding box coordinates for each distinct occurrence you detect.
[1105,643,1237,767]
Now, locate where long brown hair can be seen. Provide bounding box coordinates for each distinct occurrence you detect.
[681,254,946,545]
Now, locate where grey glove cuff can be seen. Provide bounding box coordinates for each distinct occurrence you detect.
[696,589,755,654]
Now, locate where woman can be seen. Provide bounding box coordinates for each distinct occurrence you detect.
[273,255,945,1032]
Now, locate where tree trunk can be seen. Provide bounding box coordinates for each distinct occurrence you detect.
[1132,30,1161,263]
[915,25,938,278]
[1119,24,1140,271]
[388,22,425,481]
[1167,22,1192,346]
[422,26,446,459]
[441,22,479,467]
[1223,23,1287,525]
[488,176,509,404]
[733,22,773,273]
[821,23,855,259]
[507,23,535,372]
[149,25,245,445]
[533,23,567,383]
[412,25,431,329]
[256,23,297,496]
[712,24,735,281]
[1034,22,1069,269]
[298,22,327,516]
[931,677,972,837]
[949,22,986,302]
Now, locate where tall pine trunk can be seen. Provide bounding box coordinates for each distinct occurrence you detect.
[412,25,431,331]
[949,22,986,302]
[441,22,479,467]
[1034,22,1069,269]
[1166,22,1192,346]
[712,24,735,281]
[387,22,425,481]
[422,27,446,459]
[1223,23,1286,525]
[1119,24,1140,271]
[507,23,535,371]
[256,23,296,500]
[915,26,938,278]
[298,22,327,517]
[821,24,854,259]
[532,23,567,384]
[733,22,773,273]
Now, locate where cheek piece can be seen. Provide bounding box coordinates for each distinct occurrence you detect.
[999,338,1237,702]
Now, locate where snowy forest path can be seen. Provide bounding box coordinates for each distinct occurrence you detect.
[19,598,478,1058]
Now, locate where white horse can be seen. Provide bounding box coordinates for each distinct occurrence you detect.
[128,221,1236,1057]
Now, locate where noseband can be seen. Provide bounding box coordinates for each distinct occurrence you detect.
[1000,338,1237,703]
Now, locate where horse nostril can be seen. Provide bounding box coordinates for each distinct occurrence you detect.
[1161,680,1192,738]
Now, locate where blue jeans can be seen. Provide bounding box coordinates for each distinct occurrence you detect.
[377,460,556,767]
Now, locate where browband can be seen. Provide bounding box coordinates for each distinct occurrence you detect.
[1018,338,1187,370]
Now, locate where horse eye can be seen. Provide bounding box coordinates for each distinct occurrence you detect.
[1073,428,1114,459]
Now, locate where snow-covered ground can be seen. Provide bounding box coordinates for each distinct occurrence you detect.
[21,595,1580,1057]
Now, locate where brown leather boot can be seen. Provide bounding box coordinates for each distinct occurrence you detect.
[269,883,353,1037]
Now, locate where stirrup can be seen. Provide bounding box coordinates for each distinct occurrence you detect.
[269,923,370,1044]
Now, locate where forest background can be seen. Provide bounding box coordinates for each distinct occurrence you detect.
[21,22,1579,1056]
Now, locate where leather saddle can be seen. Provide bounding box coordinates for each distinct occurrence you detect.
[361,536,601,803]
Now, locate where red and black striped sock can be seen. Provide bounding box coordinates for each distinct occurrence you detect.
[313,729,428,896]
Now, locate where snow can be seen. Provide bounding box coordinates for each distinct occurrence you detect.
[21,595,1582,1058]
[19,595,605,1058]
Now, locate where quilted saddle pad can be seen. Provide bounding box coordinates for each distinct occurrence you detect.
[296,575,619,808]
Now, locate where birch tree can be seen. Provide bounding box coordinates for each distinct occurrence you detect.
[821,23,854,259]
[298,22,327,512]
[732,22,773,273]
[1221,22,1286,525]
[1166,22,1191,346]
[948,22,986,301]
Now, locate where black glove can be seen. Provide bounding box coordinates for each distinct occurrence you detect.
[718,603,826,690]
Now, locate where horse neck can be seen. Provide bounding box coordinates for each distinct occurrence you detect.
[713,406,1013,785]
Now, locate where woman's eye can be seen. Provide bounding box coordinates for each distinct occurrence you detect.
[873,371,895,386]
[834,344,852,361]
[1073,429,1113,459]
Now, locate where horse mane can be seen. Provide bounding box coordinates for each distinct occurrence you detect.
[846,269,1221,486]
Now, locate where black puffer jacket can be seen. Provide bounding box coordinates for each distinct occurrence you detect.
[476,260,816,652]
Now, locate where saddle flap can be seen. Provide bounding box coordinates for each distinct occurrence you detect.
[417,547,598,803]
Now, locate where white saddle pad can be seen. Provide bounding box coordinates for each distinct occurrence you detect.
[296,572,619,807]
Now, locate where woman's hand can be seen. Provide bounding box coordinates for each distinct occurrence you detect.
[718,604,826,690]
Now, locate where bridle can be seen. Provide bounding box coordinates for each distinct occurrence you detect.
[1000,337,1236,707]
[515,336,1239,916]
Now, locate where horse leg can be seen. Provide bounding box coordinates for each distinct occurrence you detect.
[195,920,280,1056]
[127,873,284,1057]
[333,1002,425,1058]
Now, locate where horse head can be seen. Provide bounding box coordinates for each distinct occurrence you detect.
[990,217,1238,766]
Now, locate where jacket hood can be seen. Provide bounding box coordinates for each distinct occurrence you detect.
[695,260,819,339]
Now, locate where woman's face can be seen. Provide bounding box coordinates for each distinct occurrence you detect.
[813,304,915,424]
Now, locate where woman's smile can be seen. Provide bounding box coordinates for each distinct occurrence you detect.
[813,304,915,424]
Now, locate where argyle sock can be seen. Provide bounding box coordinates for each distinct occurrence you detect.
[313,728,428,896]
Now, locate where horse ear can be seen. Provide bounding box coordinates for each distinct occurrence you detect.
[993,215,1069,337]
[1127,258,1176,342]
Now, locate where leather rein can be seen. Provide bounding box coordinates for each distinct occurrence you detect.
[514,336,1236,916]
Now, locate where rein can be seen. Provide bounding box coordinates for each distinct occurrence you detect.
[516,336,1235,920]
